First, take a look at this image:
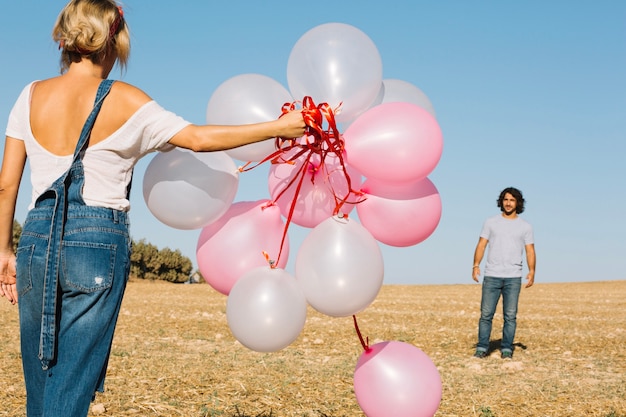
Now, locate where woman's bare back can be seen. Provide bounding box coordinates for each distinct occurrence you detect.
[29,75,151,155]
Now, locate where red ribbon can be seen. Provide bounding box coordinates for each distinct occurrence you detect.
[353,315,371,352]
[241,96,364,267]
[242,98,372,351]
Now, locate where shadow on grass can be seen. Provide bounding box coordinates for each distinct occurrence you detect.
[473,339,528,355]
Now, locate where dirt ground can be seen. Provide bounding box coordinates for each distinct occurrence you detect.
[1,279,624,417]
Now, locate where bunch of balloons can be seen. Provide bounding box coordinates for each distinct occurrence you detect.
[143,22,442,417]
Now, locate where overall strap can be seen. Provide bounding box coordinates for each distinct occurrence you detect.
[37,79,115,370]
[72,79,115,162]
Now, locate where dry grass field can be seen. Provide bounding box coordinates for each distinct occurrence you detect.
[1,279,624,417]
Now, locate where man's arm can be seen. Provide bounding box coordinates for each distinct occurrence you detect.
[472,237,488,282]
[525,243,536,288]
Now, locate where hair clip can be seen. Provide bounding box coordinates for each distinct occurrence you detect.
[109,6,124,39]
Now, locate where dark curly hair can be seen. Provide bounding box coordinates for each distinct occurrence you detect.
[497,187,525,214]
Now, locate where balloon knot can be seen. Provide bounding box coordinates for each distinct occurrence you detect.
[262,251,276,268]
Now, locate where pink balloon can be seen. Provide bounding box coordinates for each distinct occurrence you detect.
[268,149,361,228]
[196,200,289,295]
[356,177,442,247]
[343,102,443,184]
[354,341,442,417]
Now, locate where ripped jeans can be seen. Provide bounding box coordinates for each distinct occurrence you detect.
[16,202,131,417]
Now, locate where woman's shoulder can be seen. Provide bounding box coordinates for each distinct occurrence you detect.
[110,80,152,110]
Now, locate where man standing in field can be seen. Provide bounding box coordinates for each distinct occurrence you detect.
[472,187,536,359]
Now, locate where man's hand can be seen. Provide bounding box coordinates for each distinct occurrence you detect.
[472,266,480,282]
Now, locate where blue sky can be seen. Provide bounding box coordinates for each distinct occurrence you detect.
[1,1,624,285]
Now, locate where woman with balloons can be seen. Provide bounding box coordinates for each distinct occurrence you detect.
[0,1,304,416]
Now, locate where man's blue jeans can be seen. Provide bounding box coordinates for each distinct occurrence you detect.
[476,276,522,354]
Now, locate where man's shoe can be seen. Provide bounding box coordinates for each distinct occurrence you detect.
[501,351,513,359]
[473,350,488,359]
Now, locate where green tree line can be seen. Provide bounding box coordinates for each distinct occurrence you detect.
[12,220,195,283]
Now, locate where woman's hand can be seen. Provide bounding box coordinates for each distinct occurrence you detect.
[0,255,18,304]
[276,110,306,139]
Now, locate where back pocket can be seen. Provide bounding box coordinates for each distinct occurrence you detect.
[62,241,116,292]
[15,244,34,296]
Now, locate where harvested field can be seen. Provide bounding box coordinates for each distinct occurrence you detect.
[1,279,625,416]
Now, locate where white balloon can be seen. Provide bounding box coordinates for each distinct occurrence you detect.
[142,148,238,230]
[206,74,294,162]
[226,267,307,352]
[295,216,384,317]
[373,79,436,118]
[287,23,382,123]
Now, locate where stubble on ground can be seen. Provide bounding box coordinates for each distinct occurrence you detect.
[0,280,624,416]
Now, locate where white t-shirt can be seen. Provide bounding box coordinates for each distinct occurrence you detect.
[5,81,191,211]
[480,214,534,278]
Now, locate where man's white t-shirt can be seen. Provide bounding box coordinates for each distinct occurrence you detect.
[480,214,534,278]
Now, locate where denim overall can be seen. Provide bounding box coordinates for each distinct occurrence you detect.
[16,80,132,417]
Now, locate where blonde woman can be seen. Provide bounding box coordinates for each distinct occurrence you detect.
[0,1,304,415]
